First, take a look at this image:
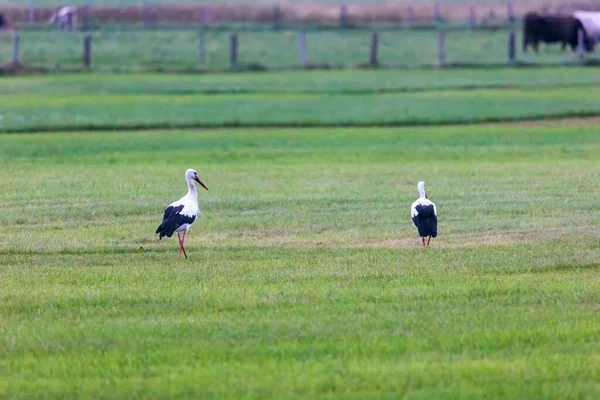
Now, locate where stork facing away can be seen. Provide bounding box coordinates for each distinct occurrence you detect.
[411,181,438,247]
[156,168,208,258]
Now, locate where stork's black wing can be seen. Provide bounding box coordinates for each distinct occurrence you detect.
[155,204,196,239]
[412,204,437,238]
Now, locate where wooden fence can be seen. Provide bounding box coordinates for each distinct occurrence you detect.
[6,28,590,71]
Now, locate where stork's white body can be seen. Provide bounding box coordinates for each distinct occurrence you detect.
[411,198,437,227]
[168,191,200,234]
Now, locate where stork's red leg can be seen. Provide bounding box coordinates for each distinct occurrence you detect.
[427,236,431,247]
[177,232,182,259]
[181,231,188,259]
[422,237,425,247]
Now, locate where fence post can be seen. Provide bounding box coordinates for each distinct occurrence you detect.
[438,30,446,66]
[66,11,73,31]
[272,6,281,30]
[508,30,515,62]
[298,31,308,68]
[28,4,35,25]
[404,7,414,28]
[82,5,90,31]
[141,1,149,29]
[577,29,584,59]
[83,34,92,68]
[369,31,379,67]
[199,31,206,64]
[340,4,347,28]
[434,3,441,22]
[507,2,515,22]
[197,7,207,25]
[12,34,20,63]
[469,6,476,30]
[230,33,238,69]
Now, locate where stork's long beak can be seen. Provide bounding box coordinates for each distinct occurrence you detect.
[195,176,209,191]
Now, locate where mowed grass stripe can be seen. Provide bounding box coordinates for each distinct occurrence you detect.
[3,86,600,132]
[2,124,599,162]
[3,69,600,96]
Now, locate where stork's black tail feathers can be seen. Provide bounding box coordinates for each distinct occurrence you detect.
[156,219,176,240]
[412,204,438,238]
[155,223,171,240]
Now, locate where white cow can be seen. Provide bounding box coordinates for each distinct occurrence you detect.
[574,11,600,41]
[48,6,78,31]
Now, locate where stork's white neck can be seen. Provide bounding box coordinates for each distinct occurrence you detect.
[418,184,426,199]
[186,179,198,204]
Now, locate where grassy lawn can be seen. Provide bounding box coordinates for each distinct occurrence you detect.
[1,29,596,72]
[4,70,600,133]
[1,122,599,398]
[3,69,600,95]
[1,66,599,398]
[3,87,600,131]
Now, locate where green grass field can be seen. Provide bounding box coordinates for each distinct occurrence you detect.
[5,68,600,95]
[4,69,600,132]
[1,69,600,398]
[2,29,597,72]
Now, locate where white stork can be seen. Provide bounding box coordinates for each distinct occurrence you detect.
[156,168,209,259]
[410,181,438,247]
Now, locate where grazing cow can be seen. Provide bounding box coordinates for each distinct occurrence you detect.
[48,6,77,31]
[574,11,600,41]
[522,12,595,53]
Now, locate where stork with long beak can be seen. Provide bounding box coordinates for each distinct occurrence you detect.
[156,168,209,258]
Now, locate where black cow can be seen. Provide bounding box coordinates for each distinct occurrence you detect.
[523,12,595,53]
[0,14,5,29]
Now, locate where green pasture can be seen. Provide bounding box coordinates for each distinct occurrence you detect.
[1,29,596,72]
[2,85,600,132]
[1,121,600,398]
[3,68,600,95]
[2,70,600,133]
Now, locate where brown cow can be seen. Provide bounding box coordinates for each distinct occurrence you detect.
[523,12,595,53]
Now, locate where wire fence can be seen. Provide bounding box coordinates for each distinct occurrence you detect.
[2,3,600,73]
[2,27,597,74]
